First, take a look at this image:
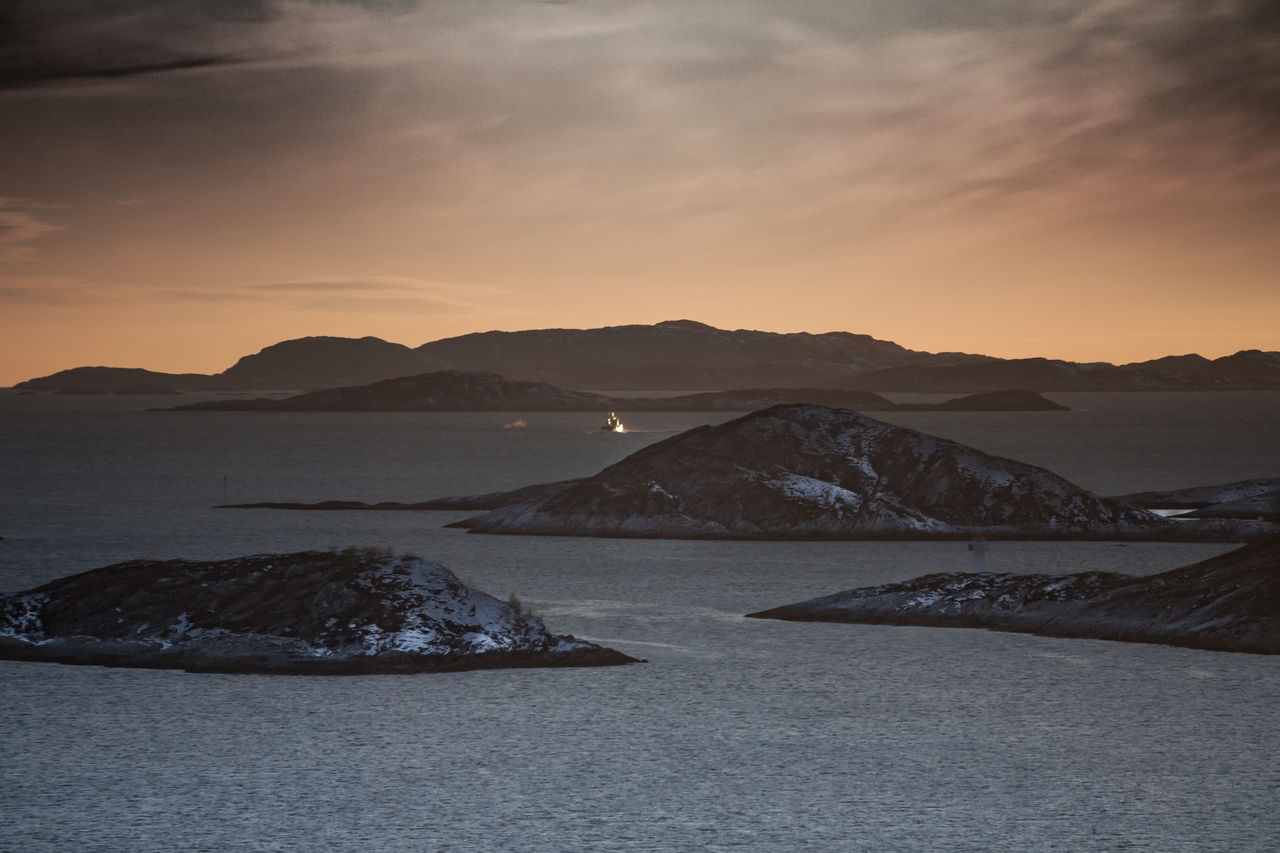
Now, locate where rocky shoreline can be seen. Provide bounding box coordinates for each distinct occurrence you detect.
[747,537,1280,655]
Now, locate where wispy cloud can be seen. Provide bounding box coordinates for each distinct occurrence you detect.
[0,198,61,261]
[0,275,104,304]
[5,1,1275,230]
[145,275,510,315]
[0,0,1276,361]
[247,275,509,314]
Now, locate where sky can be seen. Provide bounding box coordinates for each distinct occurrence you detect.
[1,0,1278,384]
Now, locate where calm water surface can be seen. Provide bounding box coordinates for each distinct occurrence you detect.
[2,392,1278,851]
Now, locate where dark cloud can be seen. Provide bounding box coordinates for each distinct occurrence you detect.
[0,1,279,89]
[0,1,1276,289]
[0,55,242,89]
[1038,1,1280,134]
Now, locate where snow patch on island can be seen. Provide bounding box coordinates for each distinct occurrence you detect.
[0,550,635,673]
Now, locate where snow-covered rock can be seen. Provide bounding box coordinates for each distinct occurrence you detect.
[453,404,1173,540]
[0,550,637,673]
[747,537,1280,655]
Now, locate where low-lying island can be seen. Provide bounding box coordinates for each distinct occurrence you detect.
[0,549,640,674]
[748,537,1280,655]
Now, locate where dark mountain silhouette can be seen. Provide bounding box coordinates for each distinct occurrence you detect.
[15,336,447,393]
[411,319,948,390]
[217,336,450,389]
[14,366,211,394]
[13,321,1280,393]
[846,351,1280,392]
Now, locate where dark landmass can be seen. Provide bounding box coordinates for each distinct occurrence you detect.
[163,370,1066,413]
[222,480,580,512]
[0,550,639,674]
[1111,478,1280,510]
[451,404,1204,541]
[843,350,1280,392]
[891,389,1069,411]
[413,319,947,390]
[14,336,450,394]
[20,366,215,394]
[629,387,1065,412]
[168,371,615,412]
[17,320,1279,393]
[216,335,451,390]
[746,537,1280,655]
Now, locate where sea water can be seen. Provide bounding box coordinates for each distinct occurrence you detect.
[1,391,1278,851]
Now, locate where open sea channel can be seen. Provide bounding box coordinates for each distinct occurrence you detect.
[2,391,1278,851]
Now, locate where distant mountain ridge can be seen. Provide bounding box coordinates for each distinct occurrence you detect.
[843,350,1280,392]
[413,319,948,390]
[163,371,1066,412]
[13,321,1280,393]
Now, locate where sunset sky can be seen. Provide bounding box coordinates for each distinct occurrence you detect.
[2,0,1278,386]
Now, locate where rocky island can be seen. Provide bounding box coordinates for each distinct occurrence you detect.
[221,405,1272,542]
[0,549,638,674]
[451,404,1175,540]
[1112,477,1280,522]
[747,536,1280,655]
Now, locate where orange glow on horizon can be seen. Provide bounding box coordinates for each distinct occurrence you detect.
[2,2,1278,386]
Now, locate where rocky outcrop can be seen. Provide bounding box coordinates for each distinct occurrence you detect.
[747,537,1280,655]
[1185,493,1280,522]
[1112,478,1280,513]
[0,550,638,674]
[453,404,1173,540]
